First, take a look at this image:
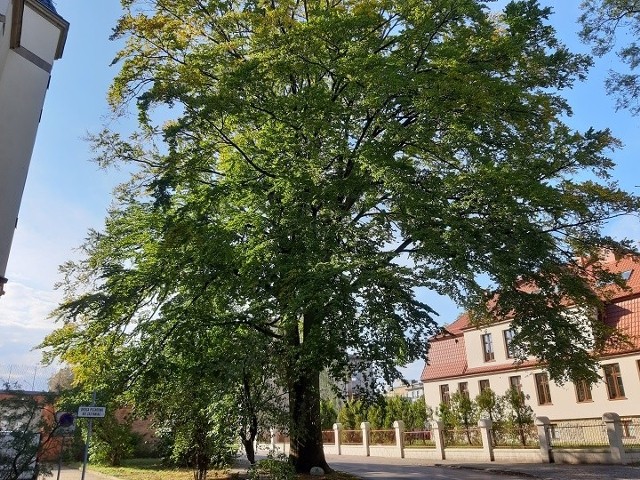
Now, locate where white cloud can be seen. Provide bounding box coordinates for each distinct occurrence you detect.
[0,281,60,366]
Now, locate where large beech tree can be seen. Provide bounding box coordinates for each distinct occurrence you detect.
[43,0,639,472]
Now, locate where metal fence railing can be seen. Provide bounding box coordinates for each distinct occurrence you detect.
[621,417,640,451]
[443,426,482,447]
[548,420,608,448]
[404,430,435,448]
[369,429,395,445]
[321,430,334,444]
[340,430,363,445]
[493,424,539,448]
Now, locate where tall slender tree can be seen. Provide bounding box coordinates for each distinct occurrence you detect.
[43,0,639,471]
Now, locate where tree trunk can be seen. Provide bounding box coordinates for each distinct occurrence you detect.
[288,368,331,473]
[242,438,256,464]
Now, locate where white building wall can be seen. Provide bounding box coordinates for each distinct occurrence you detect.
[0,0,68,291]
[424,352,640,420]
[465,321,515,369]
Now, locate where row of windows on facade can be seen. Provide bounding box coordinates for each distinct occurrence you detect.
[481,329,515,363]
[439,361,637,406]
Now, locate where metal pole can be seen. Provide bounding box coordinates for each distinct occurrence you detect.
[55,437,64,480]
[80,392,96,480]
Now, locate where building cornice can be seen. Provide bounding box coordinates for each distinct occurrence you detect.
[10,0,69,60]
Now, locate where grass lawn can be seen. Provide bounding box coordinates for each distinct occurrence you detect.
[88,458,360,480]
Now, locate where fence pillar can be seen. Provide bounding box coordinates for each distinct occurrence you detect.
[361,422,371,457]
[535,416,552,463]
[478,418,494,462]
[431,420,445,460]
[603,412,627,464]
[393,420,405,458]
[269,427,276,452]
[333,423,342,455]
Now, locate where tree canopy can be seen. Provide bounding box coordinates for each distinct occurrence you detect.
[581,0,640,113]
[42,0,638,471]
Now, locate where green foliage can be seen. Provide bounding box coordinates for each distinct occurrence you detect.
[449,392,478,431]
[409,398,431,430]
[475,388,504,424]
[319,399,338,431]
[503,388,535,445]
[42,0,640,471]
[580,0,640,113]
[336,395,429,431]
[336,400,365,430]
[248,453,295,480]
[437,387,536,447]
[0,388,57,480]
[365,402,386,430]
[89,411,137,466]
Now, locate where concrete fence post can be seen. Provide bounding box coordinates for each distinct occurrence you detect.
[603,412,627,464]
[478,418,494,462]
[431,420,445,460]
[393,420,405,458]
[333,423,342,455]
[269,427,276,452]
[361,421,371,457]
[535,416,552,463]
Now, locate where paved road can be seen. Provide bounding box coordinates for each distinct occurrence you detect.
[325,455,530,479]
[324,454,640,480]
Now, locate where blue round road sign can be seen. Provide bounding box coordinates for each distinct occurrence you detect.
[58,412,74,427]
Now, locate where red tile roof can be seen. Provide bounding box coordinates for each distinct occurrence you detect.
[421,335,467,381]
[604,295,640,355]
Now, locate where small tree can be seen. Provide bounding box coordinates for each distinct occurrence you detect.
[336,400,364,430]
[89,410,137,466]
[475,388,504,444]
[0,388,59,480]
[383,396,412,430]
[319,399,337,431]
[448,392,478,445]
[407,397,430,431]
[504,388,534,446]
[365,401,386,430]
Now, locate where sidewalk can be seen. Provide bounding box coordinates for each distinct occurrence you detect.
[46,457,640,480]
[49,467,120,480]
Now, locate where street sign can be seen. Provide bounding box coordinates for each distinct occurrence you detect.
[57,412,74,427]
[55,412,75,436]
[77,406,106,418]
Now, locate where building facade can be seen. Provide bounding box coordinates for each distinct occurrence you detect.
[0,0,68,296]
[386,380,424,402]
[421,255,640,421]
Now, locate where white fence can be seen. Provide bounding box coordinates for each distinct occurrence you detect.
[259,412,640,465]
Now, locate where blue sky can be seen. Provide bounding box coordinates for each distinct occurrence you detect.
[0,1,639,383]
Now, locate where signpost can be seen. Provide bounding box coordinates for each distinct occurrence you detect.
[77,406,106,418]
[80,393,106,480]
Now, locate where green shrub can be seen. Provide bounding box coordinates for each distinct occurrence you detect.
[248,452,295,480]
